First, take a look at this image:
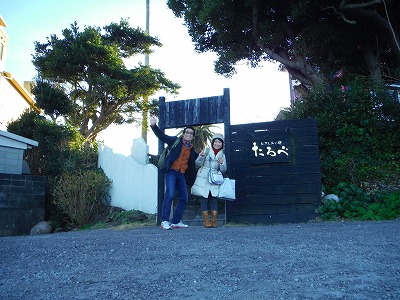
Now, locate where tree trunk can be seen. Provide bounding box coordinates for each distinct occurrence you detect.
[362,42,383,84]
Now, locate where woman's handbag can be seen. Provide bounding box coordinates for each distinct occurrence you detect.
[217,178,236,200]
[208,169,224,185]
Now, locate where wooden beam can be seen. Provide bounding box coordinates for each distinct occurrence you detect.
[2,71,41,113]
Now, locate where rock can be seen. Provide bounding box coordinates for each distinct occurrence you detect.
[322,194,340,202]
[30,221,53,235]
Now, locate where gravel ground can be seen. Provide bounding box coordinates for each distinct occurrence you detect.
[1,220,399,300]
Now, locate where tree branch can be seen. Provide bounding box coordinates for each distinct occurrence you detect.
[322,5,357,24]
[340,0,382,10]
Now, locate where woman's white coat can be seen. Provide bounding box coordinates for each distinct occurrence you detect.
[191,147,227,198]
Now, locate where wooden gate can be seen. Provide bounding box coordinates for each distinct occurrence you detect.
[157,89,321,224]
[227,119,322,224]
[156,88,231,222]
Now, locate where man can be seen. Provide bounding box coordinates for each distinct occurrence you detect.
[150,116,198,230]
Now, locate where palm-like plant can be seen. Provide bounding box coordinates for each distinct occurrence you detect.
[178,124,220,153]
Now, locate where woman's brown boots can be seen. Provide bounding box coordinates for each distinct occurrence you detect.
[211,210,218,228]
[202,211,212,228]
[202,211,218,228]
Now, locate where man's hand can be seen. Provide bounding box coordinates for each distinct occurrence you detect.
[149,116,157,127]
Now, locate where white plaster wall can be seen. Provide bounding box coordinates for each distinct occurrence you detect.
[98,138,158,215]
[0,77,31,130]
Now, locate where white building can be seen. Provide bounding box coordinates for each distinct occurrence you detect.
[0,15,40,130]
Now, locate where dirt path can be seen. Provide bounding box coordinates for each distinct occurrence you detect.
[1,220,399,299]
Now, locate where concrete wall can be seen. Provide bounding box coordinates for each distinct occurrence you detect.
[98,138,158,215]
[0,174,45,236]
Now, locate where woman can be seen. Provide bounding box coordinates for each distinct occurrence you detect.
[191,133,227,228]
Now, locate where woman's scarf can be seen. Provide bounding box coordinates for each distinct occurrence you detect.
[212,146,221,156]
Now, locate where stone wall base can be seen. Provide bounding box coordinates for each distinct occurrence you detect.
[0,174,45,236]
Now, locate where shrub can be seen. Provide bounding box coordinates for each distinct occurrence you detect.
[284,77,400,192]
[51,169,111,227]
[318,182,400,221]
[7,110,98,176]
[7,110,100,227]
[106,208,148,225]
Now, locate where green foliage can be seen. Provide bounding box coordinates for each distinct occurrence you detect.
[33,19,180,141]
[85,208,154,230]
[285,77,400,191]
[332,182,372,219]
[7,110,97,176]
[318,198,343,221]
[106,209,148,225]
[50,169,111,228]
[286,76,400,221]
[7,110,101,228]
[31,80,73,122]
[168,0,400,89]
[177,124,220,152]
[319,182,400,221]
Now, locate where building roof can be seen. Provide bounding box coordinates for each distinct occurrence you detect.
[0,15,7,27]
[0,129,38,148]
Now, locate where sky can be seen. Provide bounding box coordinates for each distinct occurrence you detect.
[1,0,290,155]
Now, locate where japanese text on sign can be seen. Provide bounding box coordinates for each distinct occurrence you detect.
[249,129,291,164]
[252,141,289,157]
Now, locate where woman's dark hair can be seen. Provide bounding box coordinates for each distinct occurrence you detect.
[212,138,224,149]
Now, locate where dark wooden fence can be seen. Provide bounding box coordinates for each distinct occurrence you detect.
[226,118,321,224]
[156,88,321,224]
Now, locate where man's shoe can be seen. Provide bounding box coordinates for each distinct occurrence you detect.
[160,221,172,230]
[171,222,189,228]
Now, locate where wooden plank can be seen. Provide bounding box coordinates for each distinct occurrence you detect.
[230,118,317,132]
[228,194,321,205]
[199,97,209,124]
[230,137,317,147]
[236,183,321,196]
[234,173,321,186]
[230,163,321,176]
[229,135,318,149]
[229,152,320,165]
[230,203,319,215]
[227,212,318,224]
[192,98,201,125]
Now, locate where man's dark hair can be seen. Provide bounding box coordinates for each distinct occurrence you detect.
[184,126,195,137]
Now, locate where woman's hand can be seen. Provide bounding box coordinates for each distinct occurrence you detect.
[218,157,224,164]
[200,149,205,157]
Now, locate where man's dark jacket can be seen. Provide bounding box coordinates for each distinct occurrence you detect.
[151,124,198,186]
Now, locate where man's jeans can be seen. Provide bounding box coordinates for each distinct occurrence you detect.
[162,169,188,223]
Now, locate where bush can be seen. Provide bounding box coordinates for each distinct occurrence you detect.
[284,77,400,191]
[50,169,111,228]
[7,110,98,176]
[7,110,100,227]
[106,208,149,225]
[318,182,400,221]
